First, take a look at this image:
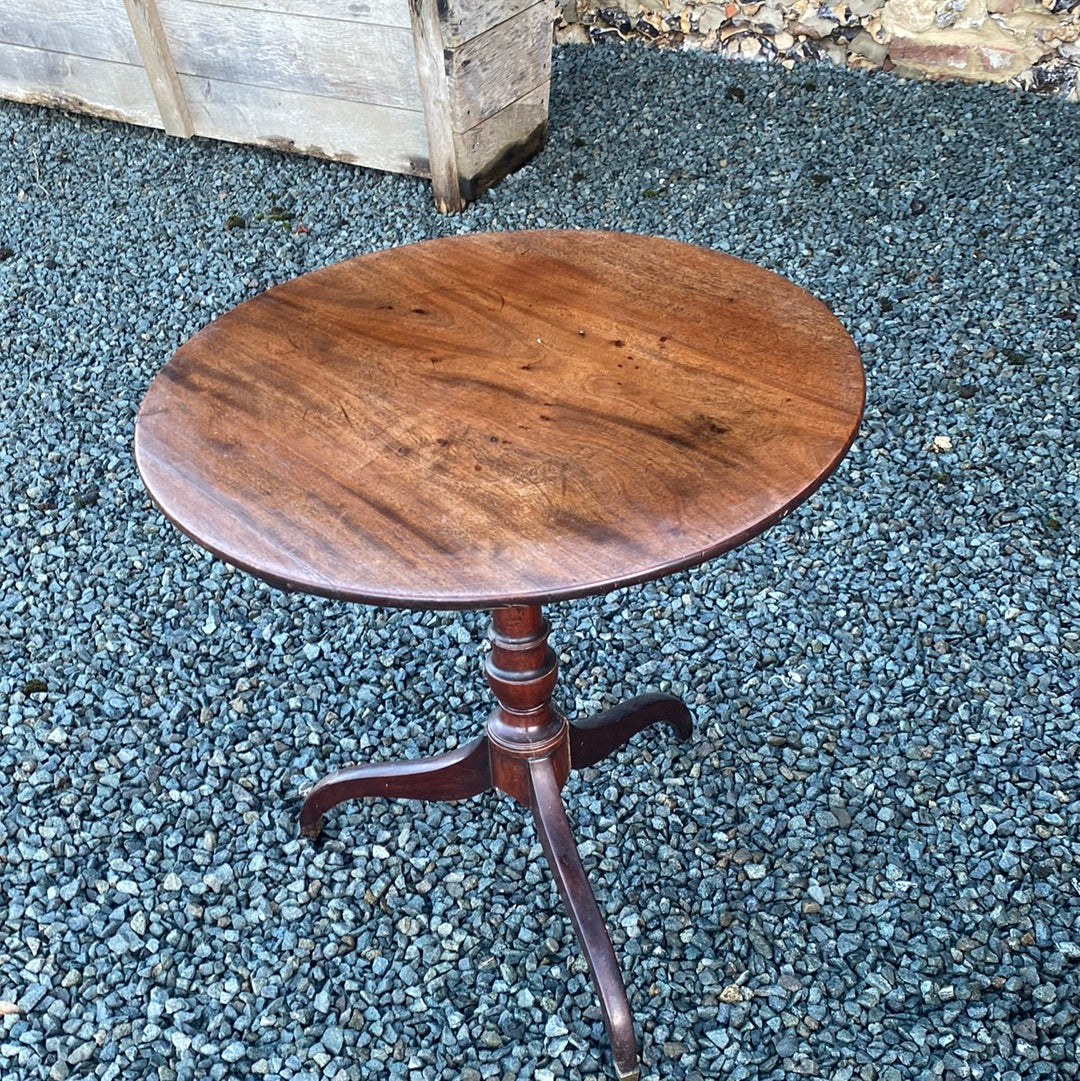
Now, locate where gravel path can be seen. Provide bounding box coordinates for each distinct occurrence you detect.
[2,43,1077,1081]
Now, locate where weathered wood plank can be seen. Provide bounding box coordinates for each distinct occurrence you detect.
[157,0,419,109]
[124,0,194,136]
[0,42,428,176]
[449,0,552,129]
[0,41,161,125]
[178,73,430,175]
[440,0,543,49]
[0,0,143,66]
[409,0,462,212]
[183,0,410,29]
[454,80,548,198]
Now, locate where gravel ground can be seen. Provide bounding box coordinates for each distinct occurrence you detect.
[2,42,1078,1081]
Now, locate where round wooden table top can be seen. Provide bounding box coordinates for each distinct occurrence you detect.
[135,230,865,610]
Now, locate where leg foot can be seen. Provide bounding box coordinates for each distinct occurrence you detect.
[570,692,692,770]
[527,756,639,1081]
[300,734,492,839]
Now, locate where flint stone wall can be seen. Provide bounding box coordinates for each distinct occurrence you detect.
[556,0,1080,99]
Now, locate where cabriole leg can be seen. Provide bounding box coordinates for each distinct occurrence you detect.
[299,734,492,839]
[569,692,692,770]
[527,754,641,1081]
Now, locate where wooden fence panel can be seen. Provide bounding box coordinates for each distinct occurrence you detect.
[0,0,553,207]
[450,0,552,128]
[0,41,160,127]
[183,0,410,29]
[181,74,428,173]
[157,0,420,109]
[0,0,142,65]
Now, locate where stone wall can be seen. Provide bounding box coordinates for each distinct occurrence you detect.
[556,0,1080,99]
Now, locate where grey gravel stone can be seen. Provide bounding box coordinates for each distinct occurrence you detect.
[65,1041,96,1066]
[1,39,1078,1081]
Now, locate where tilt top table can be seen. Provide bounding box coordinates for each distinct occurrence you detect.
[134,230,865,1080]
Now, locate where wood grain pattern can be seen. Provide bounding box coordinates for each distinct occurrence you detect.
[409,0,463,212]
[124,0,194,137]
[177,73,428,174]
[184,0,411,28]
[449,0,552,129]
[440,0,547,48]
[0,42,162,127]
[453,81,548,200]
[157,0,420,109]
[0,0,144,65]
[134,230,865,610]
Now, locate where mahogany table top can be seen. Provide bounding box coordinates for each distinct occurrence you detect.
[134,230,865,609]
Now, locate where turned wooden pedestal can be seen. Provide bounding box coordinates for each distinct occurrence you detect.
[134,230,865,1079]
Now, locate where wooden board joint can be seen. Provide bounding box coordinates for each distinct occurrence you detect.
[124,0,195,137]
